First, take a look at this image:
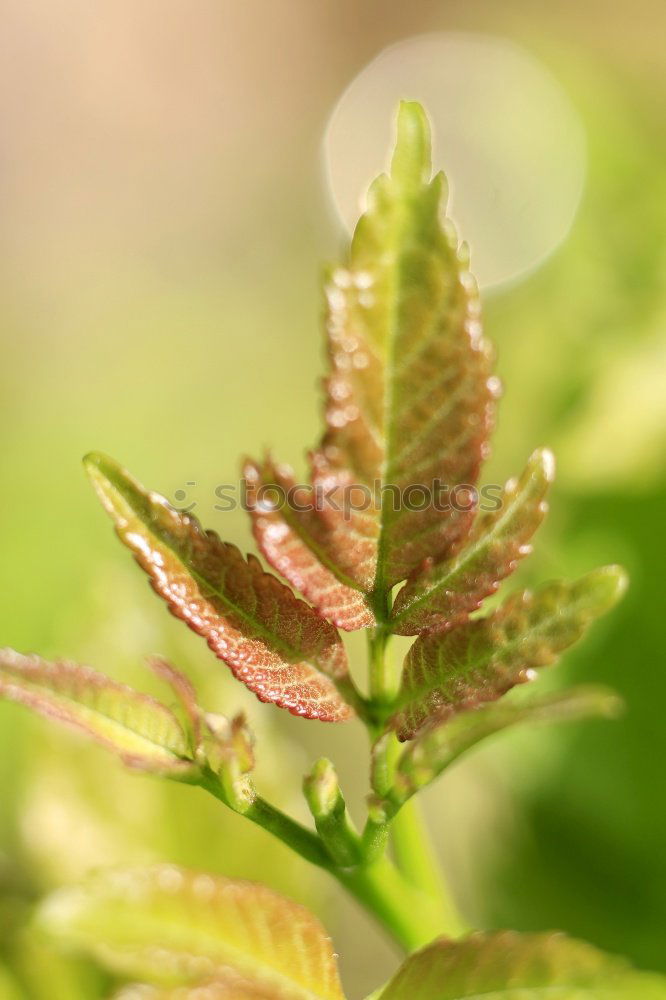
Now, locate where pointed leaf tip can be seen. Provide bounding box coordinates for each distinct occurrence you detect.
[391,101,432,188]
[582,564,628,613]
[314,101,494,593]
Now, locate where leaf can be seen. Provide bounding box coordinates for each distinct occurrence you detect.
[244,457,374,631]
[39,866,345,1000]
[373,930,666,999]
[315,100,497,592]
[114,984,268,999]
[85,452,352,723]
[201,711,256,813]
[391,448,554,635]
[0,648,192,774]
[258,101,495,609]
[390,686,622,807]
[392,566,627,739]
[148,656,202,751]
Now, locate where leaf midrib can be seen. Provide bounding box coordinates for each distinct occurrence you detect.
[114,479,331,670]
[392,466,536,628]
[271,485,368,594]
[373,188,417,600]
[399,593,581,710]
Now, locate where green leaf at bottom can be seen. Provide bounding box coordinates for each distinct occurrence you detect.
[38,866,345,1000]
[373,931,666,999]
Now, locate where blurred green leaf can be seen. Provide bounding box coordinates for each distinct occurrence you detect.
[372,931,666,998]
[393,566,627,738]
[114,984,266,999]
[390,685,621,807]
[39,866,345,999]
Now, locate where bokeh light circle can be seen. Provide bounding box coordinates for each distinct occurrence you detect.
[324,33,587,291]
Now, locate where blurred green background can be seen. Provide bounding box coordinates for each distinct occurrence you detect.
[0,1,664,997]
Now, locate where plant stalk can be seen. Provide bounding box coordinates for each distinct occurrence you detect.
[199,776,461,950]
[390,797,468,937]
[339,856,451,952]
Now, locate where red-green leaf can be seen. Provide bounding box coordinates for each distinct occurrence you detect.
[313,101,496,594]
[148,656,202,751]
[0,649,192,774]
[85,453,353,723]
[373,931,666,999]
[249,103,496,614]
[391,448,554,635]
[39,866,345,1000]
[388,685,621,808]
[393,566,627,739]
[244,457,374,631]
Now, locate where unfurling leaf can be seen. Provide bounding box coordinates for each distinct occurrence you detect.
[244,456,374,631]
[393,566,627,739]
[391,448,554,635]
[303,758,361,868]
[200,711,256,813]
[373,930,666,999]
[148,655,202,751]
[388,686,622,809]
[246,102,496,624]
[85,452,353,723]
[39,866,345,1000]
[0,649,192,775]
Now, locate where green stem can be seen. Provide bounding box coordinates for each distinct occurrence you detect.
[390,798,468,937]
[391,797,438,890]
[368,627,391,706]
[339,856,450,952]
[367,588,397,728]
[200,776,334,871]
[198,775,454,950]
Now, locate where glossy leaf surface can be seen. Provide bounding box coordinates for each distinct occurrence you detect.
[374,931,666,999]
[85,453,352,722]
[39,866,345,1000]
[318,100,497,595]
[255,102,496,612]
[393,566,627,739]
[0,649,192,774]
[391,448,554,634]
[244,457,374,631]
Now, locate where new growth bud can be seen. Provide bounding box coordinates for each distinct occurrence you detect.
[202,711,256,814]
[303,758,343,821]
[303,758,360,868]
